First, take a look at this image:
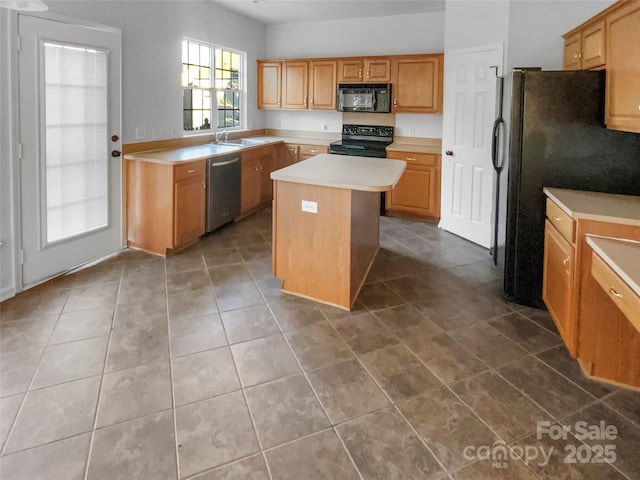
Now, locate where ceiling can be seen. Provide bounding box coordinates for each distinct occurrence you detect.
[211,0,446,25]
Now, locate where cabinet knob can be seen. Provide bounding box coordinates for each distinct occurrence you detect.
[111,150,121,158]
[358,68,362,78]
[552,216,561,222]
[393,99,397,108]
[406,157,416,161]
[187,169,195,173]
[445,150,454,156]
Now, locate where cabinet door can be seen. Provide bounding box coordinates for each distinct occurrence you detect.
[582,20,606,69]
[338,58,363,82]
[542,220,576,352]
[285,144,300,165]
[258,61,281,109]
[605,1,640,133]
[309,60,337,110]
[364,58,391,82]
[241,155,261,213]
[282,61,308,110]
[392,55,443,113]
[563,32,582,70]
[258,147,274,203]
[174,176,205,247]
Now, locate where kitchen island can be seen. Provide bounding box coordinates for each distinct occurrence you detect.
[271,154,406,310]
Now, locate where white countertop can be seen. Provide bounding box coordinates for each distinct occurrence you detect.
[270,154,406,192]
[586,236,640,298]
[124,143,245,164]
[544,187,640,226]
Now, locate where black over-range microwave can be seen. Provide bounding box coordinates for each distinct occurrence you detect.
[337,83,392,113]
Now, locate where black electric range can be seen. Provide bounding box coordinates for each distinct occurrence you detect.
[329,124,394,158]
[329,124,394,215]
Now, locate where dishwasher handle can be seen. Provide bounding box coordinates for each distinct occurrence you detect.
[209,156,240,168]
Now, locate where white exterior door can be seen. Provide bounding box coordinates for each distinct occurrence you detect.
[18,14,122,287]
[440,45,502,248]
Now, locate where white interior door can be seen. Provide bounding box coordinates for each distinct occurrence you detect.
[18,14,122,287]
[440,45,502,248]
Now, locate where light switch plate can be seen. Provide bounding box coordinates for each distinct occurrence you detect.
[301,200,318,214]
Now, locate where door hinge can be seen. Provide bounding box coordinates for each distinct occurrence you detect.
[17,143,23,160]
[16,36,21,52]
[20,249,25,265]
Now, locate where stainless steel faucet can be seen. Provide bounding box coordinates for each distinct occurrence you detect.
[214,131,223,143]
[223,130,229,142]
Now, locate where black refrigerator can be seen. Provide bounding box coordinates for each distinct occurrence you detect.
[503,69,640,308]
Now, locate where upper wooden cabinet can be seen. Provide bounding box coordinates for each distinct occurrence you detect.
[309,60,337,110]
[258,61,281,109]
[392,54,443,114]
[282,61,308,110]
[605,0,640,133]
[563,21,605,70]
[259,60,336,111]
[562,0,640,133]
[258,53,443,114]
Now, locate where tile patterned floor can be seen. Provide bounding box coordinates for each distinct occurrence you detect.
[1,207,639,479]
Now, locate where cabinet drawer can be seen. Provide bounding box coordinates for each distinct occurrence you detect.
[546,198,575,243]
[299,144,327,156]
[592,251,640,332]
[387,150,436,166]
[174,161,205,182]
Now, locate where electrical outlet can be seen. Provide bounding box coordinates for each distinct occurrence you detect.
[409,127,416,136]
[301,200,318,214]
[135,128,146,140]
[322,123,328,131]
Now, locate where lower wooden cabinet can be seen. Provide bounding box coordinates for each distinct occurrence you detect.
[542,218,576,349]
[385,150,441,221]
[299,144,328,161]
[241,145,274,214]
[126,159,205,255]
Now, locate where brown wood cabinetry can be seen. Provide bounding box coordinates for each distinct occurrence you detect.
[562,0,640,133]
[563,22,605,70]
[542,218,576,349]
[241,146,273,214]
[385,150,441,221]
[282,61,308,110]
[337,57,391,83]
[299,144,328,161]
[391,55,443,114]
[126,160,205,255]
[259,54,442,114]
[258,61,281,109]
[605,0,640,133]
[309,60,337,110]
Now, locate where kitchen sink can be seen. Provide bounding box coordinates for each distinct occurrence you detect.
[216,138,268,147]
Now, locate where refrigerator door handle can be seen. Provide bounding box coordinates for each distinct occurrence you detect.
[491,118,504,172]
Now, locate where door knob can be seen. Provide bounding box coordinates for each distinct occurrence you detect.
[111,150,121,157]
[445,150,454,156]
[111,135,119,142]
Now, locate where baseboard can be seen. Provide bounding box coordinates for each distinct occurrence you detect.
[1,285,16,302]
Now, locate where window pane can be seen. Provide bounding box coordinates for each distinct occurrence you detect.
[188,42,199,65]
[182,40,188,64]
[199,45,210,67]
[43,42,108,244]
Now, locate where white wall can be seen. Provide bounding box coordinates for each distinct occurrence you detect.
[265,11,446,137]
[0,1,266,298]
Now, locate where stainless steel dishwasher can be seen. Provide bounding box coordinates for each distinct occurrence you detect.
[206,153,241,232]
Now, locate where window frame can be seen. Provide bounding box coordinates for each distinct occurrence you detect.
[181,37,246,135]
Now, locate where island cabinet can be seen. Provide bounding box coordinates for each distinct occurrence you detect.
[126,159,205,255]
[542,188,640,388]
[385,150,441,221]
[391,54,443,114]
[241,145,274,214]
[562,0,640,133]
[337,57,391,83]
